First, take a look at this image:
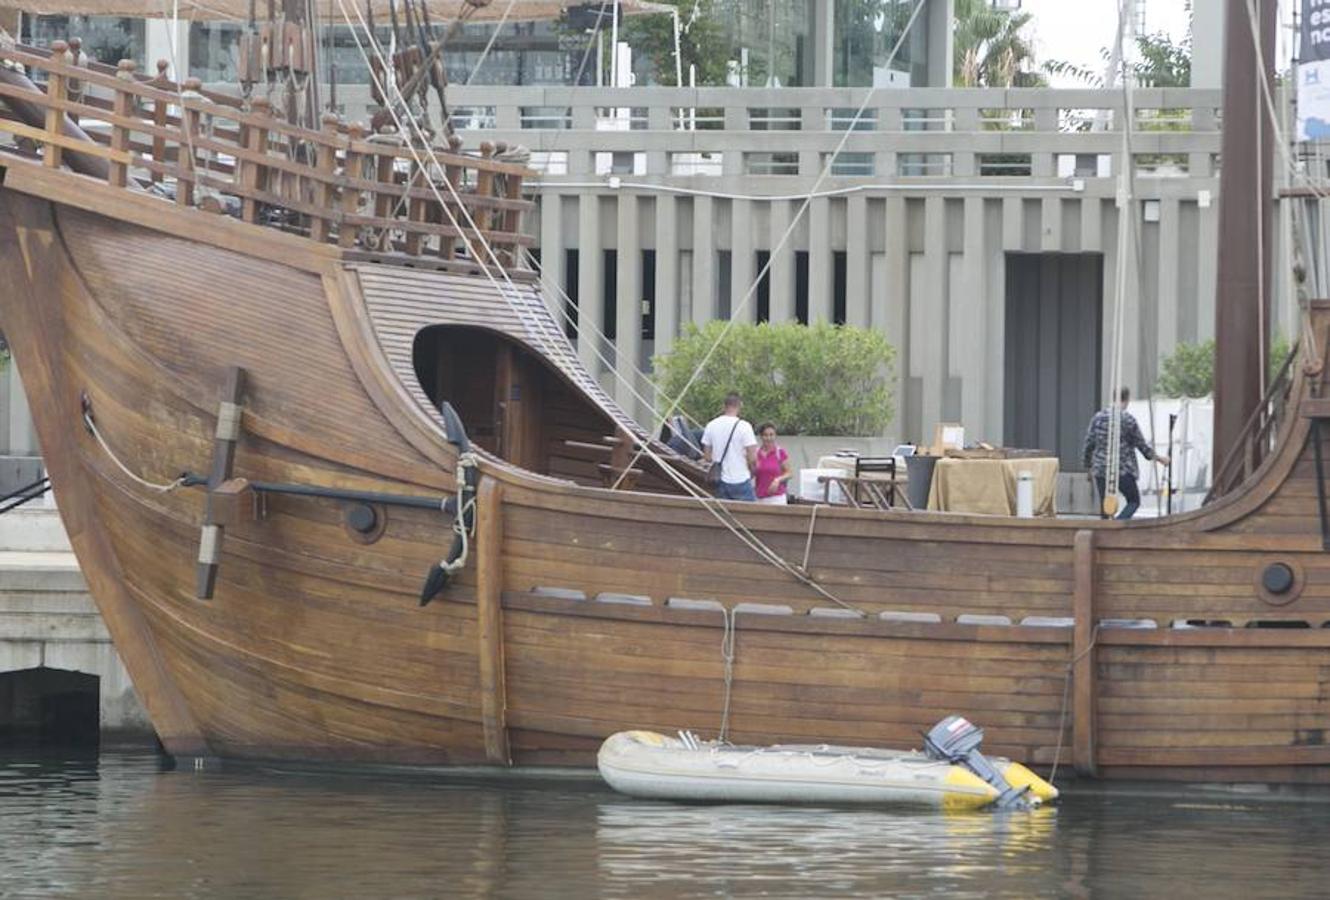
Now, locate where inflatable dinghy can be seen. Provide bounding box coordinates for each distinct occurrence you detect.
[598,717,1058,811]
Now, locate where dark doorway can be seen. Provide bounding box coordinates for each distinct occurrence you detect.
[0,668,100,747]
[1004,253,1103,471]
[413,325,622,481]
[755,251,771,323]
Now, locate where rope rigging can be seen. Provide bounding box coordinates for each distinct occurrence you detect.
[333,0,872,616]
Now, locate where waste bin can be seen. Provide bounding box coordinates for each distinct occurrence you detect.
[904,455,938,510]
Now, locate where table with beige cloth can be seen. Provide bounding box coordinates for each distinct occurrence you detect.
[925,457,1060,516]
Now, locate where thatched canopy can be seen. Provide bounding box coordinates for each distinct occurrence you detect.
[6,0,671,23]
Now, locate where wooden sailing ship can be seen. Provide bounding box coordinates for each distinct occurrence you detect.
[2,0,1329,783]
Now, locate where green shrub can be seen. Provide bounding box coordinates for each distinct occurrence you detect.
[652,321,896,436]
[1155,336,1292,398]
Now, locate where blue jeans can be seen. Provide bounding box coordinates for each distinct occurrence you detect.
[716,479,757,501]
[1094,473,1141,519]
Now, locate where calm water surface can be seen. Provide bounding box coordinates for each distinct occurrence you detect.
[2,749,1329,898]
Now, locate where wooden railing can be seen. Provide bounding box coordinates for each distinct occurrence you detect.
[1207,348,1298,501]
[0,41,535,274]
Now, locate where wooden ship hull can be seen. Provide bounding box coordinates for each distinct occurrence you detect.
[2,39,1330,782]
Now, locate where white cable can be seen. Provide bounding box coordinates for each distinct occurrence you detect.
[85,412,185,493]
[336,0,873,615]
[613,0,930,482]
[527,180,1080,202]
[1104,0,1137,516]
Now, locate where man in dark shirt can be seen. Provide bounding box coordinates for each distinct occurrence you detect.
[1082,387,1170,519]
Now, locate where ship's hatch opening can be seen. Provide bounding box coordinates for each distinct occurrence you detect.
[0,668,100,748]
[413,325,620,484]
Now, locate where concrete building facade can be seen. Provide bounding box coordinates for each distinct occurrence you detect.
[433,82,1264,471]
[0,0,1281,472]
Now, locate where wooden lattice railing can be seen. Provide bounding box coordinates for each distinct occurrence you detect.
[0,40,535,274]
[1207,346,1298,501]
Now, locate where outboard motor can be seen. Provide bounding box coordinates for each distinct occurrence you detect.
[923,715,1039,811]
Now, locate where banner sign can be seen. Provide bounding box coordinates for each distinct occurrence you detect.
[1301,0,1330,139]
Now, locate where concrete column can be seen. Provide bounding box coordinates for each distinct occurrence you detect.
[1156,197,1181,371]
[808,197,833,322]
[1196,198,1219,341]
[1080,196,1103,252]
[538,194,565,322]
[692,195,715,327]
[845,194,869,327]
[919,196,948,436]
[985,202,1006,439]
[1001,196,1023,252]
[6,363,33,456]
[615,193,643,416]
[1191,0,1224,89]
[730,199,756,322]
[814,0,835,87]
[883,196,909,434]
[655,195,680,359]
[926,0,954,88]
[1119,201,1142,394]
[1041,196,1062,252]
[769,200,796,322]
[1100,202,1122,399]
[577,195,603,371]
[959,196,987,433]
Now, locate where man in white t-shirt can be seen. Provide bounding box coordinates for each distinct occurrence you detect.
[701,392,759,501]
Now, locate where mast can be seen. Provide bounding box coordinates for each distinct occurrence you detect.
[1212,0,1277,488]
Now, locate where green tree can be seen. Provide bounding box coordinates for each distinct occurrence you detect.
[621,0,730,86]
[1045,0,1192,88]
[653,321,896,436]
[953,0,1046,88]
[1155,336,1292,398]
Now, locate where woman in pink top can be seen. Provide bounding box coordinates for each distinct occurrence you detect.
[754,423,794,505]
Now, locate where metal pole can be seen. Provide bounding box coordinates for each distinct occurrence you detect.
[1213,0,1276,492]
[1166,412,1177,515]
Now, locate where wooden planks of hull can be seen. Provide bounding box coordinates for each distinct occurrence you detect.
[3,178,1330,781]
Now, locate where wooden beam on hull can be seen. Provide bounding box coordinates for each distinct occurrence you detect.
[476,476,511,764]
[1073,529,1097,777]
[196,366,246,599]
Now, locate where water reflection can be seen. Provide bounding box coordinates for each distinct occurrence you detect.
[1,751,1330,898]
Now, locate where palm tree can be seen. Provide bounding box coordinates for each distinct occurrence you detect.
[953,0,1046,88]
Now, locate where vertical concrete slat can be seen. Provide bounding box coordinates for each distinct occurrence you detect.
[769,200,796,322]
[921,196,948,438]
[883,195,909,435]
[576,193,603,372]
[1041,195,1062,252]
[1196,197,1219,341]
[960,195,987,434]
[1120,198,1143,394]
[808,196,833,322]
[986,201,1006,441]
[731,199,756,321]
[615,193,643,417]
[1080,196,1103,252]
[846,193,869,328]
[7,360,33,455]
[538,193,564,321]
[1002,196,1024,252]
[1156,197,1181,376]
[655,194,679,359]
[692,195,716,327]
